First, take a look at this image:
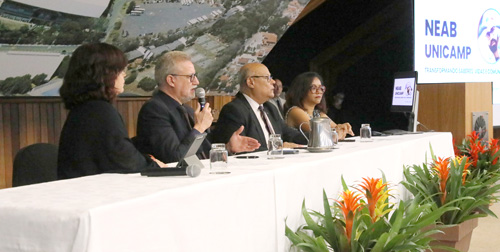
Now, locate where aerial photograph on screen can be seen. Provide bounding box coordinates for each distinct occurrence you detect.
[0,0,310,96]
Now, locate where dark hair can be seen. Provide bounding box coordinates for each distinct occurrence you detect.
[284,72,327,114]
[60,43,127,109]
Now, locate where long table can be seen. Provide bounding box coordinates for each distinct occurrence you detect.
[0,132,454,252]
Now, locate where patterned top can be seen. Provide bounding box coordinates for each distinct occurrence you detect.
[285,106,319,121]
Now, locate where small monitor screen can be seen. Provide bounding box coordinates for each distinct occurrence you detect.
[390,71,418,113]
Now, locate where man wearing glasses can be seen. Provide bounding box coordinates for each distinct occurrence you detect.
[135,51,260,163]
[213,63,307,151]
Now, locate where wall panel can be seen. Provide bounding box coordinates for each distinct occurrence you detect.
[0,104,7,188]
[417,82,492,143]
[39,103,47,142]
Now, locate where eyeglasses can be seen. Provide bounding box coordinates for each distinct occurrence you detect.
[170,73,197,82]
[250,75,273,82]
[310,85,326,93]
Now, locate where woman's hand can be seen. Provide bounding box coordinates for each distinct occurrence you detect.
[335,123,354,140]
[283,142,305,148]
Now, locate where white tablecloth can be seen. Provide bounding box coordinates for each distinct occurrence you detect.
[0,132,454,252]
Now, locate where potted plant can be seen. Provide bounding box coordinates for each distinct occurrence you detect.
[454,131,500,216]
[286,176,456,252]
[455,131,500,178]
[402,150,500,251]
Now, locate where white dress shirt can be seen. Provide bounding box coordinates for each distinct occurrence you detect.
[242,93,275,145]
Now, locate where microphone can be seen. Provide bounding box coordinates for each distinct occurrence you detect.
[195,88,206,109]
[140,164,201,178]
[195,87,211,133]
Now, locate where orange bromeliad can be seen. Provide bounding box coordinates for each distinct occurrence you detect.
[357,177,389,223]
[335,190,362,242]
[432,157,450,205]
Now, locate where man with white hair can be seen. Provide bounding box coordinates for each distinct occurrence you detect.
[135,51,260,163]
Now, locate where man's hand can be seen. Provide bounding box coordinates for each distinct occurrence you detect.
[226,126,261,153]
[193,102,213,133]
[150,155,168,168]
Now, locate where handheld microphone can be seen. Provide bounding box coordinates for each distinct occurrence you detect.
[195,87,211,133]
[195,88,206,109]
[140,164,201,178]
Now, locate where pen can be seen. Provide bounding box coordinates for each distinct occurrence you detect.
[235,156,259,159]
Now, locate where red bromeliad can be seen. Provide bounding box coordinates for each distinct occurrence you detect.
[453,139,460,156]
[468,131,479,145]
[469,142,485,167]
[490,138,500,165]
[357,177,388,223]
[335,190,362,242]
[432,157,450,205]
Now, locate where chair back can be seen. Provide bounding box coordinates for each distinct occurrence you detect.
[13,143,58,187]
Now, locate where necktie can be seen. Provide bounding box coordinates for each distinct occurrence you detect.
[258,105,275,135]
[178,106,208,159]
[177,106,193,130]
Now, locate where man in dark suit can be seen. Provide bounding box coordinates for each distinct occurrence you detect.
[135,51,260,163]
[269,78,286,119]
[213,63,307,151]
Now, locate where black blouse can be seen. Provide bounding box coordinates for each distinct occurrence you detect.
[58,100,157,179]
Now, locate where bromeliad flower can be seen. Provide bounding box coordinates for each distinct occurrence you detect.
[490,138,500,165]
[335,190,362,242]
[469,142,486,167]
[468,131,480,145]
[453,138,461,156]
[432,157,450,205]
[356,177,389,223]
[452,156,471,185]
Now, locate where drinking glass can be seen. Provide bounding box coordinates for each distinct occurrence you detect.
[331,128,339,146]
[267,134,284,159]
[209,143,229,174]
[360,123,372,142]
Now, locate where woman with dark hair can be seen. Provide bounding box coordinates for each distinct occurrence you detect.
[284,72,354,139]
[58,43,164,179]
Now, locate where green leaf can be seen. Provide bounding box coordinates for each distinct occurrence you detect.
[341,175,349,191]
[371,232,389,252]
[301,200,324,237]
[321,190,339,249]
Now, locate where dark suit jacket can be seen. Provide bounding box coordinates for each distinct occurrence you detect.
[135,90,211,163]
[58,100,157,179]
[213,92,307,152]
